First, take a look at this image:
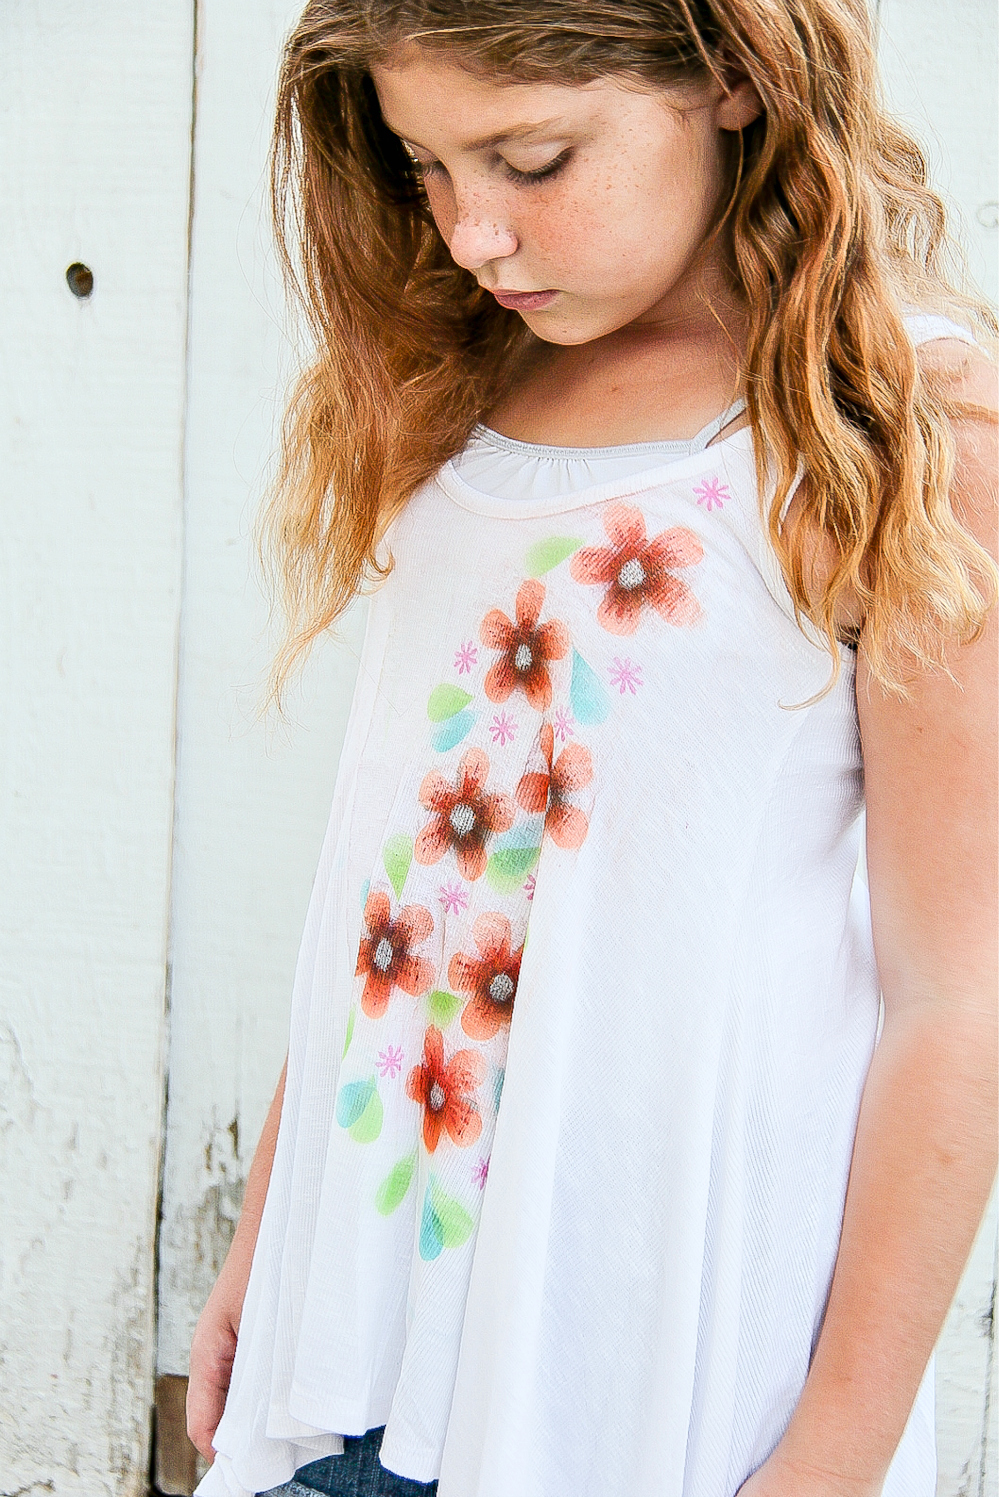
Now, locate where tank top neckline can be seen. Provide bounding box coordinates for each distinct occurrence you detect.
[471,396,748,462]
[440,419,755,521]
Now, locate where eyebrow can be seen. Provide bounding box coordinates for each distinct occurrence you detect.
[383,116,569,153]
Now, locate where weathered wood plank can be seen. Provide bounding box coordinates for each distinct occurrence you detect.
[155,0,364,1381]
[0,4,193,1493]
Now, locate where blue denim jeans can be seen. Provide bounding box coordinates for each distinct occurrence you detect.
[257,1426,438,1497]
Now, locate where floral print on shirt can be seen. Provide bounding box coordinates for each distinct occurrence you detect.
[449,912,524,1041]
[356,892,435,1019]
[570,502,703,634]
[480,578,570,710]
[406,1025,486,1153]
[337,497,704,1256]
[415,746,516,881]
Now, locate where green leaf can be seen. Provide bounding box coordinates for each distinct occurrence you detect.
[375,1151,417,1216]
[427,683,473,722]
[428,989,462,1027]
[342,1007,356,1058]
[486,845,541,895]
[431,1181,475,1249]
[432,710,476,752]
[383,833,413,899]
[336,1077,375,1129]
[349,1085,383,1143]
[525,536,583,577]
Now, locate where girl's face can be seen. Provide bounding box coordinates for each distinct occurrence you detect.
[372,45,761,346]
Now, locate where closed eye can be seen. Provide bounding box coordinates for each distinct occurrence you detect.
[408,148,573,186]
[501,148,573,184]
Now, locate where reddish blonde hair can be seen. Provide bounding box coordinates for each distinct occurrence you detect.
[264,0,996,700]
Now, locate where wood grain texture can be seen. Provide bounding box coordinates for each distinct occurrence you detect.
[0,3,193,1493]
[154,0,364,1380]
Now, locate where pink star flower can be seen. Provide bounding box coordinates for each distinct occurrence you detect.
[553,707,575,742]
[489,711,517,746]
[438,881,469,916]
[454,640,479,674]
[376,1044,404,1079]
[693,475,729,511]
[609,657,643,695]
[473,1156,490,1189]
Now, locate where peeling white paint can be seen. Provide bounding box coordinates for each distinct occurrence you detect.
[154,0,365,1379]
[0,2,192,1493]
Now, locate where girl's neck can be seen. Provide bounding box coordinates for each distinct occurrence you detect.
[485,281,749,449]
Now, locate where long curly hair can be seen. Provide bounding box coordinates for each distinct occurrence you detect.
[263,0,996,700]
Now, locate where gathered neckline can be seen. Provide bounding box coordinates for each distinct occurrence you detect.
[469,422,714,461]
[439,421,756,520]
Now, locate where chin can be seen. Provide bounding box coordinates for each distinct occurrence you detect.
[519,312,610,346]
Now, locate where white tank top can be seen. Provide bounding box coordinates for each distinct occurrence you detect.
[199,314,974,1497]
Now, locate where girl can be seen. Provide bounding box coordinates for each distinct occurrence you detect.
[187,3,998,1495]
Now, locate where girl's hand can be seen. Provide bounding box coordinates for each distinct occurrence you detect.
[186,1058,288,1463]
[734,1447,884,1497]
[186,1272,243,1463]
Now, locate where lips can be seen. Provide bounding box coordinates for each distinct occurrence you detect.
[490,289,558,312]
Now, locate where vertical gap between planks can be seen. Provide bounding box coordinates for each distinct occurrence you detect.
[151,0,201,1491]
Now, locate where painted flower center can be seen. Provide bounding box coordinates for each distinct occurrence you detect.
[617,557,646,590]
[513,642,533,673]
[449,802,476,838]
[428,1080,446,1112]
[488,972,515,1006]
[373,937,394,973]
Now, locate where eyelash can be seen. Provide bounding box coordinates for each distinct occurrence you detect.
[409,148,572,186]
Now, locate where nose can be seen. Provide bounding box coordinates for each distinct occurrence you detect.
[447,212,518,273]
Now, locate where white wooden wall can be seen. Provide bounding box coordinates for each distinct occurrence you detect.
[0,4,995,1495]
[1,5,193,1493]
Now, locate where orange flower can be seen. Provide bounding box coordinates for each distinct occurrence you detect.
[516,723,593,849]
[355,892,435,1019]
[480,579,570,711]
[415,746,516,881]
[570,503,703,634]
[449,911,524,1041]
[406,1025,486,1153]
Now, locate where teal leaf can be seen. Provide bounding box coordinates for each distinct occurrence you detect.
[427,684,473,722]
[525,536,583,578]
[428,989,462,1027]
[570,649,611,725]
[349,1086,383,1143]
[431,1180,475,1249]
[419,1183,445,1260]
[342,1007,356,1059]
[383,833,412,899]
[486,845,541,895]
[493,1066,506,1113]
[494,817,545,852]
[376,1151,417,1216]
[432,710,476,752]
[360,878,370,910]
[336,1077,375,1130]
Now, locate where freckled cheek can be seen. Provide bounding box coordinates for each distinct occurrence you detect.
[424,184,458,244]
[530,179,683,284]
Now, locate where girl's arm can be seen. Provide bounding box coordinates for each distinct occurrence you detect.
[187,1057,287,1464]
[740,347,998,1497]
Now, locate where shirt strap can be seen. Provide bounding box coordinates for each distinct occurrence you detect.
[688,397,748,453]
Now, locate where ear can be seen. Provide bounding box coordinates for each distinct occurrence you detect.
[715,76,764,132]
